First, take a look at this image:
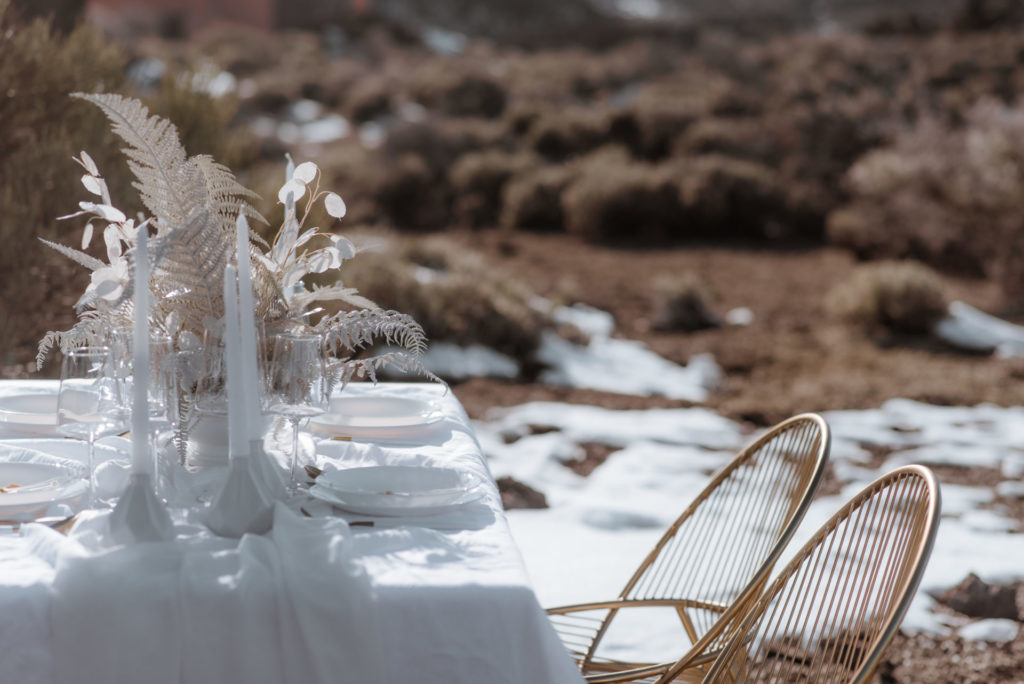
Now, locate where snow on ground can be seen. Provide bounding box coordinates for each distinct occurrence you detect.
[475,398,1024,656]
[415,304,722,400]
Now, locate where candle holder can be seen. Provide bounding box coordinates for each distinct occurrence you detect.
[109,473,174,544]
[205,458,274,538]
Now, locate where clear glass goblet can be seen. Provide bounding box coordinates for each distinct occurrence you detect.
[267,333,328,493]
[57,346,128,507]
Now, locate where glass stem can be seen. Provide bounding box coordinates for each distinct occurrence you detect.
[86,433,96,507]
[289,417,301,491]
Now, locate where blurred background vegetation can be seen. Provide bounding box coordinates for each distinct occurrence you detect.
[5,0,1024,385]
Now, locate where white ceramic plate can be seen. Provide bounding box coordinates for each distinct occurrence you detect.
[0,447,87,521]
[0,393,59,435]
[309,396,443,438]
[309,465,483,516]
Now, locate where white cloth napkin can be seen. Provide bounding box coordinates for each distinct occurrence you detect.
[32,503,385,684]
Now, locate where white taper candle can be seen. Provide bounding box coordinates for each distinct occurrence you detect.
[131,223,151,474]
[223,264,249,458]
[235,212,262,440]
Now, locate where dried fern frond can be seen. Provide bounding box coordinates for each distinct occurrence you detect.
[72,92,190,231]
[38,237,105,271]
[319,308,429,357]
[37,310,111,366]
[288,283,378,314]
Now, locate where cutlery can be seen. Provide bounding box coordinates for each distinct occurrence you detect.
[0,513,76,533]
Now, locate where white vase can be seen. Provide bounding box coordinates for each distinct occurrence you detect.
[187,409,230,468]
[186,410,277,470]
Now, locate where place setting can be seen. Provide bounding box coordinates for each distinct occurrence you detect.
[0,389,60,436]
[308,394,445,441]
[0,443,88,528]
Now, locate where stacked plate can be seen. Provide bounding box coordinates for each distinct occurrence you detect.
[309,465,484,516]
[0,392,59,436]
[309,396,443,439]
[0,443,88,523]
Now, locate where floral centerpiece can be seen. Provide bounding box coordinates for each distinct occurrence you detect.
[38,92,433,456]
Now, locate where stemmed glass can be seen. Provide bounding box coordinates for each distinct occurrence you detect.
[57,346,129,506]
[267,333,328,493]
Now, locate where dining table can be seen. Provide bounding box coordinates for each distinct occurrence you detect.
[0,379,585,684]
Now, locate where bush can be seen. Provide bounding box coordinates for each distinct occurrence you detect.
[0,1,128,362]
[675,155,803,238]
[144,70,253,172]
[651,275,721,332]
[448,150,537,228]
[344,76,392,123]
[828,100,1024,303]
[373,118,507,230]
[341,235,550,364]
[673,117,776,163]
[562,149,684,242]
[500,164,577,231]
[525,107,607,161]
[412,63,507,119]
[827,260,948,334]
[619,69,744,160]
[373,154,451,231]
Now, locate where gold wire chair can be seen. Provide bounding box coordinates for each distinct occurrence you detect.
[547,413,830,683]
[700,464,941,684]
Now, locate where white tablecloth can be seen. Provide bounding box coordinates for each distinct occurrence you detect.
[0,380,584,684]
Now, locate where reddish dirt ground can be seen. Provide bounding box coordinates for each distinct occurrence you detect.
[446,230,1023,423]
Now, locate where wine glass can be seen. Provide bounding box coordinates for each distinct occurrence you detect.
[267,333,328,493]
[105,328,132,412]
[57,346,128,507]
[164,348,203,466]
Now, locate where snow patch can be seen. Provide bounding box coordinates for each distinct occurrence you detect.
[960,619,1020,643]
[536,331,720,401]
[488,397,1024,657]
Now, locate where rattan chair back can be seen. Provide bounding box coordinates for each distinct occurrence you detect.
[553,414,830,681]
[701,465,941,684]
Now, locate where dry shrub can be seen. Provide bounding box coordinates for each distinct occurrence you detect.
[651,275,721,332]
[827,260,948,334]
[828,99,1024,303]
[448,150,538,228]
[373,118,507,230]
[0,2,128,360]
[373,154,451,231]
[341,235,549,364]
[561,149,684,243]
[144,71,253,172]
[412,62,507,119]
[384,118,506,175]
[618,68,746,160]
[675,155,801,238]
[673,117,777,163]
[500,164,577,231]
[344,76,392,123]
[500,41,673,103]
[525,107,606,161]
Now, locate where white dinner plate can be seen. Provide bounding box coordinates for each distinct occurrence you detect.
[309,465,483,516]
[309,396,443,438]
[0,393,59,435]
[0,447,87,521]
